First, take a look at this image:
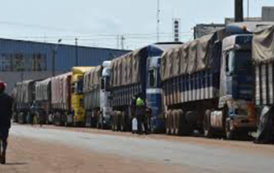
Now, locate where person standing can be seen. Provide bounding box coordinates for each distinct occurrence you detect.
[135,95,145,134]
[0,81,13,164]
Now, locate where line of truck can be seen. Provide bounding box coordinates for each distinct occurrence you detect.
[12,24,274,140]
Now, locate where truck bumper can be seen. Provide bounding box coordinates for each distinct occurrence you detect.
[151,116,165,133]
[231,118,257,132]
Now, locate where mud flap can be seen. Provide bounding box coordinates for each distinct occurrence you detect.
[255,106,274,144]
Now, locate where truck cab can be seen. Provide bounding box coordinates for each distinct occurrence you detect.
[217,34,257,138]
[71,67,93,126]
[146,55,163,132]
[99,61,112,128]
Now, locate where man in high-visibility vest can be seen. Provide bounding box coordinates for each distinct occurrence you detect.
[135,95,145,134]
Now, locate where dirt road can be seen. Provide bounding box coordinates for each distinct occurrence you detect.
[1,124,274,173]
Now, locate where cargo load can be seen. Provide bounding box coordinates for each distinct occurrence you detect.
[51,72,72,111]
[35,78,51,102]
[253,26,274,106]
[83,66,101,110]
[109,43,180,132]
[160,25,258,139]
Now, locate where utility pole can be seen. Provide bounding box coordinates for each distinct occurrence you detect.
[52,39,62,77]
[75,38,79,66]
[247,0,249,19]
[117,35,120,49]
[156,0,160,42]
[120,35,125,50]
[235,0,244,22]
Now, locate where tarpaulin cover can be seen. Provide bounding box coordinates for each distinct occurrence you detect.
[110,49,142,87]
[35,78,51,101]
[51,72,71,110]
[255,106,274,144]
[252,25,274,64]
[83,66,101,93]
[15,80,35,104]
[161,33,214,81]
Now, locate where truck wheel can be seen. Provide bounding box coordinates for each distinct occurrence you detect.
[111,114,115,131]
[225,119,235,140]
[203,110,213,138]
[114,111,118,131]
[112,111,117,131]
[165,110,171,135]
[174,110,179,135]
[170,110,175,135]
[176,109,184,135]
[117,111,122,131]
[120,112,125,131]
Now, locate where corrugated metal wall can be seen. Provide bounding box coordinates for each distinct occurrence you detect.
[0,38,129,93]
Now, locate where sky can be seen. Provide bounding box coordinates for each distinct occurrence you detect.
[0,0,273,49]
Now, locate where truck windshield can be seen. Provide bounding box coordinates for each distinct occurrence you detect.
[76,79,83,94]
[234,50,252,74]
[149,69,156,88]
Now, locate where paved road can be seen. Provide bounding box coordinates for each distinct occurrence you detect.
[4,124,274,173]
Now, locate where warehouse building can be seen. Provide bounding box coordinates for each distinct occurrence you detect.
[0,38,129,93]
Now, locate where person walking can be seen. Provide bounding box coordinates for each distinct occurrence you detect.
[0,81,13,164]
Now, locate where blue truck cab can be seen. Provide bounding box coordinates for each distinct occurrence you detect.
[146,44,180,132]
[217,32,257,138]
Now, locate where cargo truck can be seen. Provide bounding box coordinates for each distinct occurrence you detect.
[253,25,274,142]
[14,80,38,124]
[70,67,93,126]
[110,43,180,132]
[51,72,72,126]
[83,61,112,128]
[35,78,52,124]
[161,25,258,139]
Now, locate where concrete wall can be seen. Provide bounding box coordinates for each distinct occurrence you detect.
[262,7,274,21]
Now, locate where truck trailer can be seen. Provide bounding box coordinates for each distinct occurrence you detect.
[51,72,72,126]
[161,25,258,139]
[253,25,274,142]
[35,78,52,124]
[15,80,37,124]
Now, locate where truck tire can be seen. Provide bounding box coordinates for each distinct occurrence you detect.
[203,109,213,138]
[170,110,175,135]
[225,119,235,140]
[165,110,171,135]
[112,111,117,131]
[174,110,179,135]
[176,109,184,135]
[116,111,122,131]
[111,113,115,131]
[120,111,125,131]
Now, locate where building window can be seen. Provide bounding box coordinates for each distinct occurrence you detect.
[0,53,47,72]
